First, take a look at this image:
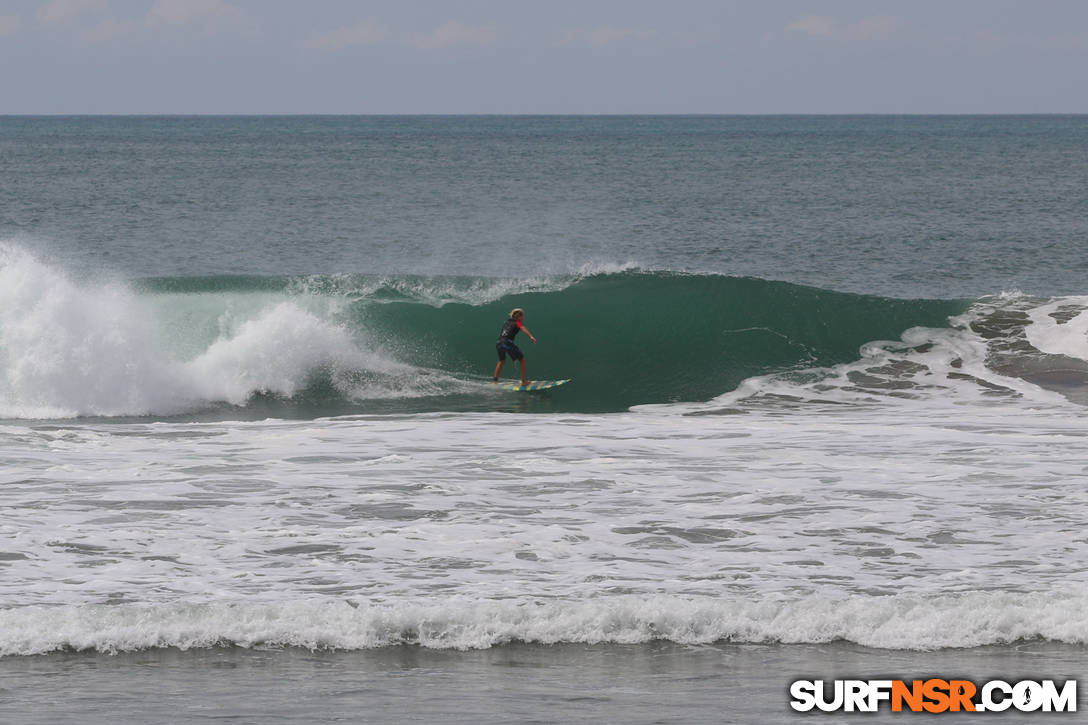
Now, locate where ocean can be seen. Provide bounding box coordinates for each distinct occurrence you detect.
[1,115,1087,722]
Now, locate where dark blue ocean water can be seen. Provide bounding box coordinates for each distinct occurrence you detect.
[3,115,1086,298]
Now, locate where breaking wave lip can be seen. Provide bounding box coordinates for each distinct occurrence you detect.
[0,244,486,419]
[140,260,650,309]
[2,592,1086,657]
[284,262,649,308]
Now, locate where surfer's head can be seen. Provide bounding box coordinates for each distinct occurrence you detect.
[510,308,524,320]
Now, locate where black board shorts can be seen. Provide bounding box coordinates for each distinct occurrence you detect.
[496,340,523,362]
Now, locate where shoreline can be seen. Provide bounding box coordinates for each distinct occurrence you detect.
[3,641,1083,723]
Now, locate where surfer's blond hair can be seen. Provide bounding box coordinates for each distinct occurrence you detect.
[510,308,524,319]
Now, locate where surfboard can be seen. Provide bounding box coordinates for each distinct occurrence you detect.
[504,379,570,392]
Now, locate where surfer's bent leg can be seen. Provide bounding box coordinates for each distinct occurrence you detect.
[494,342,507,381]
[503,343,525,385]
[495,341,524,384]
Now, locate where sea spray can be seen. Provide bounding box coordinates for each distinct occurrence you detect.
[0,245,443,418]
[3,592,1087,656]
[0,245,184,417]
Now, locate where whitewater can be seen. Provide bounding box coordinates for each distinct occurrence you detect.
[4,389,1088,649]
[4,242,1088,658]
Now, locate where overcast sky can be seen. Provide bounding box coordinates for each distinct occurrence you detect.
[2,0,1087,114]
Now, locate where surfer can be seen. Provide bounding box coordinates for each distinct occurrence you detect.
[494,308,536,386]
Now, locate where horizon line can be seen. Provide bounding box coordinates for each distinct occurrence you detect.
[2,112,1087,118]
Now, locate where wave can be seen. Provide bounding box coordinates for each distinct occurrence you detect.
[690,291,1088,414]
[0,246,480,419]
[6,243,1088,418]
[2,592,1087,656]
[359,269,967,413]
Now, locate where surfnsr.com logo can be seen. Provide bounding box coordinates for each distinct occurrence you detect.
[789,679,1077,713]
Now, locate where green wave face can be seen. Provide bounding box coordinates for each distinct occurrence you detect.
[1,254,970,419]
[357,272,967,413]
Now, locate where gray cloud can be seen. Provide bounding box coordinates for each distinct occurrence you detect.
[301,18,390,51]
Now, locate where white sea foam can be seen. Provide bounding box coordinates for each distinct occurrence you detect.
[0,245,455,417]
[682,297,1077,413]
[573,260,644,277]
[1024,295,1088,361]
[2,399,1087,651]
[286,271,585,308]
[3,591,1087,656]
[181,301,428,404]
[0,245,184,417]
